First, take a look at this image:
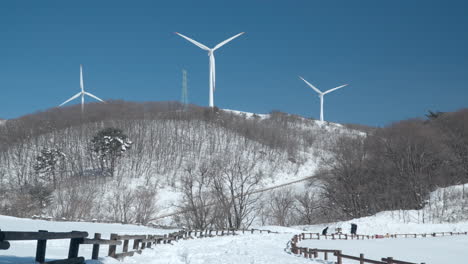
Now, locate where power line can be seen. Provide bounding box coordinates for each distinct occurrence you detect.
[151,174,316,220]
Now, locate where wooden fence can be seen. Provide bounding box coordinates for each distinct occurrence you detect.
[0,228,277,263]
[289,231,468,264]
[0,229,88,264]
[300,231,468,240]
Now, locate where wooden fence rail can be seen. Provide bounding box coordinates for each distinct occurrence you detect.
[288,231,468,264]
[0,229,88,264]
[0,228,277,263]
[299,231,468,240]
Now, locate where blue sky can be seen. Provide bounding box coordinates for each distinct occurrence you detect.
[0,0,467,126]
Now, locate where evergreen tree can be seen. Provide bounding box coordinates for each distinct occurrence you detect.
[426,110,444,121]
[34,148,66,188]
[91,127,132,177]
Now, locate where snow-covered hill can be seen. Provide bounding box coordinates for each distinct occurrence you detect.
[297,184,468,234]
[0,104,363,226]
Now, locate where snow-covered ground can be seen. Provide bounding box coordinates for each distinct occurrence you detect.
[102,233,314,264]
[222,109,269,119]
[293,201,468,264]
[299,236,468,264]
[297,211,468,235]
[0,215,178,264]
[2,213,467,264]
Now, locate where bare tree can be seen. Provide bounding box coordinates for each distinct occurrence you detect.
[178,162,215,229]
[134,186,158,225]
[267,188,295,226]
[294,189,322,225]
[106,182,136,223]
[51,179,98,220]
[212,151,264,229]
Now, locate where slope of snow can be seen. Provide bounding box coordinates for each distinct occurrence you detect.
[297,211,468,235]
[222,109,269,119]
[297,184,468,235]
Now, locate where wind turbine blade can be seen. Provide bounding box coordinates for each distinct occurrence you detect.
[213,32,245,50]
[323,84,348,95]
[80,64,84,92]
[85,92,105,102]
[59,92,81,106]
[175,32,210,51]
[299,76,323,94]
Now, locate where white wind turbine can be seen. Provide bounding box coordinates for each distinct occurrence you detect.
[59,64,105,113]
[175,32,244,108]
[299,76,348,122]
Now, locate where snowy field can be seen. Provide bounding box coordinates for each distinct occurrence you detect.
[294,210,468,264]
[299,236,468,264]
[297,210,468,235]
[0,215,178,264]
[2,212,468,264]
[102,233,315,264]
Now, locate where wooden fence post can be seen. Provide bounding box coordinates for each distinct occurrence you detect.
[336,250,342,264]
[147,235,152,248]
[360,253,364,264]
[68,231,82,258]
[0,241,10,250]
[108,233,118,258]
[141,235,147,249]
[123,239,129,252]
[35,230,48,263]
[133,237,140,250]
[92,233,101,260]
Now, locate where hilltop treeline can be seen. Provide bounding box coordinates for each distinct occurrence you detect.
[0,101,314,155]
[319,109,468,220]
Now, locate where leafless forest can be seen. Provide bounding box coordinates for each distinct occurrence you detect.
[0,101,466,228]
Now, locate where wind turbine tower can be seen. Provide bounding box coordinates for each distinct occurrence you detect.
[181,69,189,110]
[175,32,244,108]
[299,76,348,122]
